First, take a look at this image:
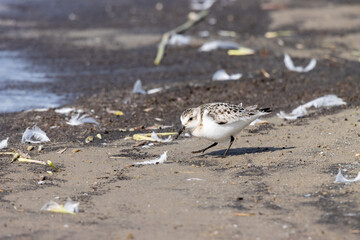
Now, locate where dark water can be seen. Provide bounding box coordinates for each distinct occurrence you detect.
[0,51,63,113]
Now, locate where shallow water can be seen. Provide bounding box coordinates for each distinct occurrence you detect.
[0,51,63,113]
[0,51,48,83]
[0,89,63,113]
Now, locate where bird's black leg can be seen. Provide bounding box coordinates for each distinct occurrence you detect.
[222,136,235,157]
[192,142,218,154]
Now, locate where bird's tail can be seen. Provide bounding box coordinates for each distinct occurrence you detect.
[245,105,272,113]
[259,107,272,113]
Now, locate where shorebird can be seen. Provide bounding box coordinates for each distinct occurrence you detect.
[176,103,271,157]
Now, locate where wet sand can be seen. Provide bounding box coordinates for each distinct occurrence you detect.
[0,0,360,239]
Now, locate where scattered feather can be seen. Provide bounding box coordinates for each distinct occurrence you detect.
[41,198,79,214]
[38,180,46,185]
[151,131,172,143]
[132,79,147,94]
[190,0,216,10]
[22,126,50,144]
[334,169,360,183]
[66,113,98,126]
[63,198,79,212]
[218,30,236,37]
[168,34,191,46]
[212,69,242,81]
[284,53,316,72]
[187,178,205,181]
[199,41,240,52]
[142,143,154,149]
[0,137,9,149]
[134,151,168,165]
[147,87,163,94]
[132,79,162,95]
[277,95,346,120]
[198,30,210,38]
[55,107,75,115]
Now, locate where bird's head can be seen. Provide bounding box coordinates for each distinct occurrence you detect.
[175,107,200,139]
[180,107,200,130]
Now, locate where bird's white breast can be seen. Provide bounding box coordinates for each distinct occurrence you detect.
[191,114,252,142]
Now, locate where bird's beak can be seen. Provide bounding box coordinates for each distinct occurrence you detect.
[174,126,185,140]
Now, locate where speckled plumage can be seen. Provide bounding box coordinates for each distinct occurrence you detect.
[178,102,271,157]
[203,103,264,124]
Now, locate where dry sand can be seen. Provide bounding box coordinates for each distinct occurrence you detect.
[1,107,359,240]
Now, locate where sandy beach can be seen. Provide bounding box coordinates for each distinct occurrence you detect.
[1,108,360,239]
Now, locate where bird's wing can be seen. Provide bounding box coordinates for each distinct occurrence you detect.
[205,103,261,125]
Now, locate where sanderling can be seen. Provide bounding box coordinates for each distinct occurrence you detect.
[176,103,271,157]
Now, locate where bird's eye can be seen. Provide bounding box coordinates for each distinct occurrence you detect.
[189,117,193,121]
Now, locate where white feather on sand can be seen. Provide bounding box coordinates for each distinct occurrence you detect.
[199,41,240,52]
[277,95,346,120]
[284,53,316,73]
[0,137,9,149]
[133,79,162,95]
[151,132,172,142]
[334,169,360,183]
[55,107,76,115]
[132,79,147,94]
[22,126,50,144]
[167,34,191,46]
[41,198,79,214]
[134,151,168,165]
[66,113,98,126]
[212,69,242,81]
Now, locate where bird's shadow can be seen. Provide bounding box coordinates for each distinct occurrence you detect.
[203,146,294,157]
